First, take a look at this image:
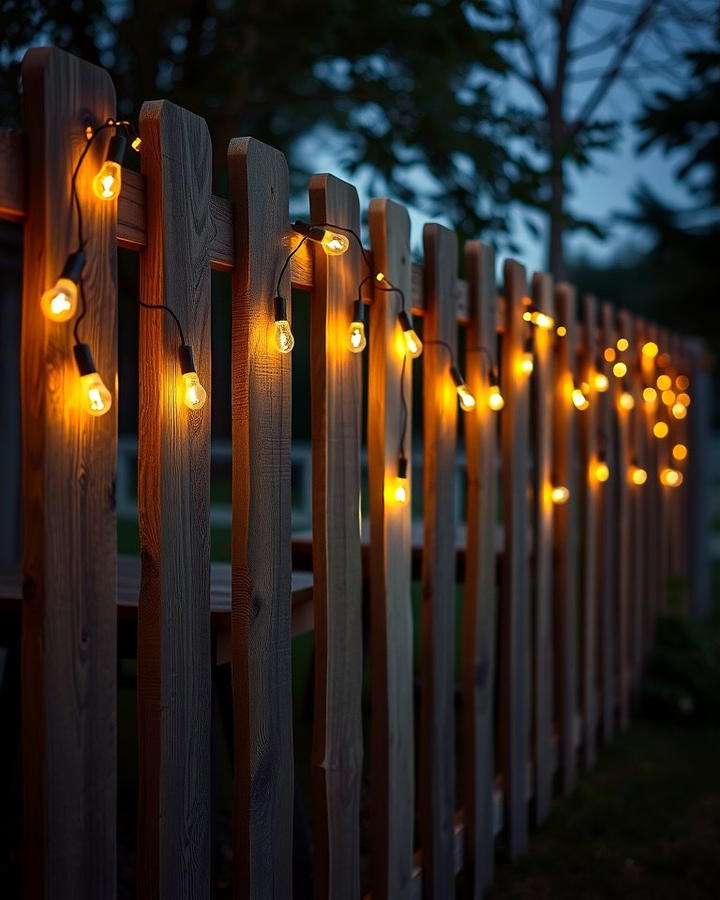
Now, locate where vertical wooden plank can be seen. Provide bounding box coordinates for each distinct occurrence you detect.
[685,338,711,617]
[137,99,212,898]
[552,283,579,795]
[499,259,531,858]
[529,272,554,822]
[628,319,647,694]
[640,322,662,645]
[228,138,294,899]
[20,47,117,900]
[614,311,633,730]
[578,295,600,768]
[597,303,617,742]
[368,198,415,899]
[0,224,21,563]
[308,174,364,899]
[462,241,497,898]
[420,223,458,898]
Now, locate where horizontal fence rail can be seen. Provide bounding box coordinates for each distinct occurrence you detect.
[0,44,713,900]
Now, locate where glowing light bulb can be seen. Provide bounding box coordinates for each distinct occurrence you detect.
[572,387,589,410]
[450,364,476,411]
[393,456,409,504]
[676,375,689,391]
[593,371,609,392]
[629,465,647,485]
[643,387,657,404]
[488,384,504,411]
[657,352,671,368]
[672,443,687,461]
[178,345,207,410]
[73,343,111,417]
[551,485,570,505]
[671,402,687,419]
[613,361,627,378]
[92,161,122,200]
[657,374,671,391]
[398,310,422,358]
[660,467,683,487]
[592,460,610,483]
[556,325,567,337]
[604,347,616,362]
[273,296,294,353]
[616,337,629,351]
[653,421,669,439]
[642,341,659,358]
[347,300,367,352]
[677,392,690,407]
[131,136,142,151]
[519,352,534,375]
[527,310,554,329]
[40,251,84,322]
[661,389,675,406]
[320,231,350,256]
[619,391,635,411]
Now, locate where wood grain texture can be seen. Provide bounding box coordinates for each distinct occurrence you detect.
[578,295,600,768]
[499,259,531,859]
[420,223,458,899]
[228,137,294,900]
[136,99,212,899]
[552,284,579,796]
[368,198,415,899]
[614,312,633,731]
[597,303,618,742]
[529,271,555,823]
[629,319,647,690]
[0,129,25,222]
[308,174,364,900]
[462,241,498,898]
[20,47,118,900]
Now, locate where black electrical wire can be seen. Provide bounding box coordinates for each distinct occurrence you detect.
[275,235,309,299]
[138,299,187,347]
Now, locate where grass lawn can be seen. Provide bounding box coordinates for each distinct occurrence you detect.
[487,718,720,900]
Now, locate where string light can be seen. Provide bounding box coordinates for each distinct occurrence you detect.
[643,387,657,404]
[522,308,554,329]
[629,462,648,485]
[613,361,627,378]
[40,250,84,322]
[672,443,688,461]
[676,374,689,391]
[677,392,690,407]
[73,343,112,416]
[92,133,126,200]
[671,402,687,420]
[487,367,504,411]
[657,352,671,368]
[657,374,671,391]
[449,364,476,412]
[616,337,629,351]
[556,325,567,337]
[397,310,423,358]
[291,220,350,256]
[591,453,610,483]
[660,467,683,487]
[642,341,659,358]
[593,368,609,392]
[179,345,207,410]
[519,334,534,375]
[572,383,590,410]
[551,485,570,505]
[393,456,409,505]
[347,299,367,353]
[653,421,669,439]
[604,347,616,362]
[618,390,635,411]
[273,296,295,353]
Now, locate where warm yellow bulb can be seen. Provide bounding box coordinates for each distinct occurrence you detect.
[629,465,648,485]
[613,361,627,378]
[616,337,629,351]
[604,347,616,362]
[672,443,687,461]
[92,160,122,200]
[348,321,367,353]
[676,374,689,391]
[393,477,408,505]
[523,310,532,322]
[551,485,570,505]
[519,352,534,375]
[619,391,635,411]
[671,402,687,419]
[660,467,683,487]
[661,389,676,406]
[653,421,669,439]
[531,311,554,329]
[40,277,78,322]
[677,392,690,407]
[488,385,504,411]
[556,325,567,337]
[80,371,112,416]
[571,388,589,410]
[402,328,423,359]
[593,461,610,483]
[642,341,659,358]
[657,374,671,391]
[643,387,657,403]
[457,384,476,412]
[593,372,609,392]
[274,319,295,354]
[182,371,207,410]
[321,230,350,256]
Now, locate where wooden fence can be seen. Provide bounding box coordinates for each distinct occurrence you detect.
[0,46,713,900]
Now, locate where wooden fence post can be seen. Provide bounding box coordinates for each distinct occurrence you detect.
[228,138,294,899]
[137,99,213,898]
[686,338,712,618]
[615,311,632,730]
[499,259,531,858]
[420,223,458,898]
[20,46,118,900]
[462,241,498,898]
[529,271,555,824]
[628,319,647,694]
[368,198,415,899]
[552,283,579,796]
[308,173,364,899]
[578,295,600,768]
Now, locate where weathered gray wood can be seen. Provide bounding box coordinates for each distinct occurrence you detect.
[530,271,555,821]
[579,295,600,767]
[552,284,579,795]
[462,241,497,898]
[228,137,294,899]
[598,303,618,742]
[20,46,118,900]
[368,198,415,899]
[499,259,531,858]
[136,99,212,899]
[420,223,458,899]
[308,173,364,899]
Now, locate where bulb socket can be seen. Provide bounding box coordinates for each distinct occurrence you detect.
[178,344,196,375]
[291,220,326,243]
[73,342,96,377]
[397,456,408,480]
[449,364,464,388]
[397,310,413,332]
[489,366,500,388]
[60,250,85,284]
[274,295,288,322]
[351,298,366,325]
[106,133,127,165]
